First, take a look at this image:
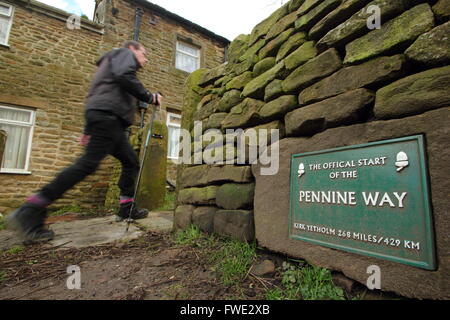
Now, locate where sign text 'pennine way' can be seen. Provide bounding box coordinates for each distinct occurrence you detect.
[289,135,436,270]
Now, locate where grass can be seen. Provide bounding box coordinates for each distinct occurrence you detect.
[4,245,24,256]
[154,191,176,211]
[173,226,346,299]
[173,225,257,287]
[49,205,84,217]
[208,239,257,286]
[266,261,345,300]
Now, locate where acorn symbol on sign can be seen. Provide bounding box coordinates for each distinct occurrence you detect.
[395,152,409,172]
[298,163,305,178]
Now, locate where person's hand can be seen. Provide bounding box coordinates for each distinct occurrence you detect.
[77,134,91,147]
[151,92,163,106]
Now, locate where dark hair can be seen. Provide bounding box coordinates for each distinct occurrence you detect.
[122,40,142,50]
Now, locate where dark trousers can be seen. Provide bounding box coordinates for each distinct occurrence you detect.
[40,111,140,202]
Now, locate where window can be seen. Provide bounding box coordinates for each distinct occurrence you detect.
[0,2,14,46]
[0,105,35,174]
[176,41,200,73]
[167,112,181,160]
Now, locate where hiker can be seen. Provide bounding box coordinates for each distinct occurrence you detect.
[8,40,162,242]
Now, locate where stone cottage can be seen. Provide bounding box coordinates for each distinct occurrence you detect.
[0,0,229,213]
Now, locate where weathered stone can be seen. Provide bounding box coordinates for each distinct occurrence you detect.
[194,98,220,121]
[253,57,276,78]
[136,121,167,211]
[317,0,412,50]
[309,0,372,40]
[252,260,276,276]
[218,89,244,113]
[207,165,253,184]
[259,28,294,60]
[248,4,290,46]
[284,41,318,70]
[222,98,265,129]
[203,142,237,165]
[231,56,258,76]
[260,95,298,121]
[299,54,405,105]
[297,0,323,15]
[180,165,210,188]
[239,39,266,63]
[265,79,284,102]
[206,113,228,130]
[405,22,450,66]
[432,0,450,22]
[174,205,195,230]
[199,63,228,87]
[181,69,210,133]
[252,107,450,299]
[266,10,298,41]
[282,48,342,93]
[216,183,255,210]
[225,71,254,91]
[246,120,286,144]
[344,4,435,64]
[289,0,304,12]
[286,89,375,136]
[332,273,356,293]
[276,32,308,62]
[214,210,255,241]
[242,62,285,99]
[228,34,250,64]
[197,94,215,109]
[192,206,218,234]
[178,186,218,205]
[295,0,341,32]
[214,74,234,88]
[374,65,450,119]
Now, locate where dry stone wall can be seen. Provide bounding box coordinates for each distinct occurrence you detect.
[176,0,450,299]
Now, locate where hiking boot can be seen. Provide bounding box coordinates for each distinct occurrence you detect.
[7,203,55,243]
[115,202,149,222]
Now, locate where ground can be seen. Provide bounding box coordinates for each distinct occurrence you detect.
[0,211,400,300]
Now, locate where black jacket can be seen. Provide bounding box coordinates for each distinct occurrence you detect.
[85,48,154,129]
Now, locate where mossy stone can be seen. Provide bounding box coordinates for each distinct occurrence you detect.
[284,41,318,70]
[136,120,168,211]
[344,4,435,64]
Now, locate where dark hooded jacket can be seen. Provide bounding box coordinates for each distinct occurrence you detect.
[84,47,154,129]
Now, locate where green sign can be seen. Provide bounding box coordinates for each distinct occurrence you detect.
[289,135,436,270]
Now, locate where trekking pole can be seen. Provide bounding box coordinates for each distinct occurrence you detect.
[125,93,163,232]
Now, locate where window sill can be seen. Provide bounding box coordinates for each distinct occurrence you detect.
[0,169,32,175]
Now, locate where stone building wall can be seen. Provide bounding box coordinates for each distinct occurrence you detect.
[176,0,449,299]
[0,0,228,214]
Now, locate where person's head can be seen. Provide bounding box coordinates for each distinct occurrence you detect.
[123,40,148,68]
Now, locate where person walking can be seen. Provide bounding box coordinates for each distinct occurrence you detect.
[8,40,162,243]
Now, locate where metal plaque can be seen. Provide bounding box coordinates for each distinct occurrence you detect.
[289,135,436,270]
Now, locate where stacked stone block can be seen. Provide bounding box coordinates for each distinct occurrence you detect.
[176,0,450,299]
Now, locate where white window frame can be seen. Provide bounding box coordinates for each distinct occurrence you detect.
[175,40,201,73]
[0,1,15,46]
[0,105,36,174]
[166,112,182,160]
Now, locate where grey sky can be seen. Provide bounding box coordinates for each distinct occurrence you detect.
[37,0,286,41]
